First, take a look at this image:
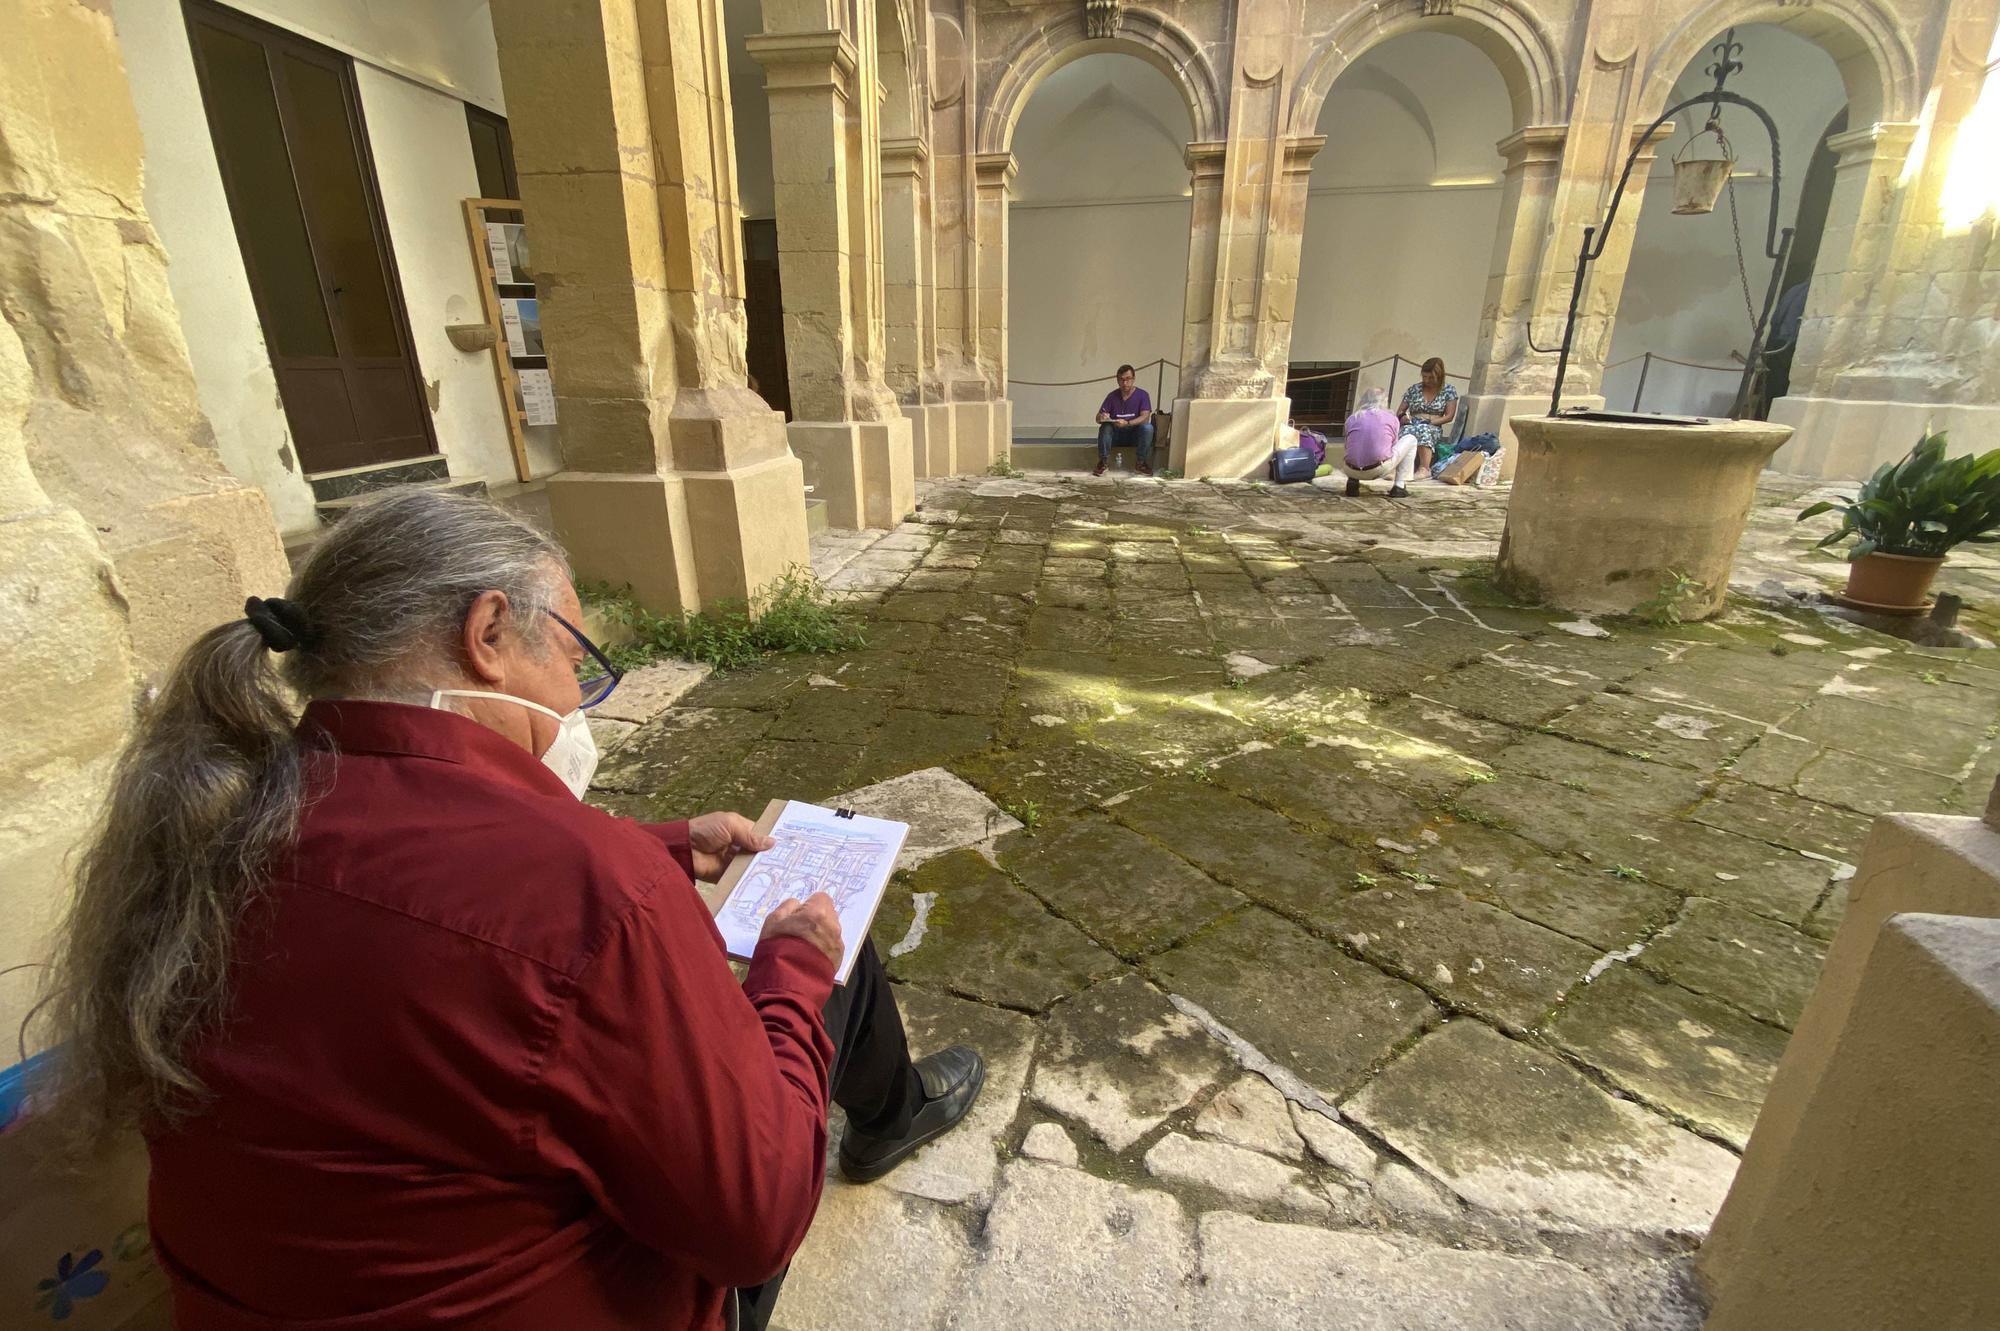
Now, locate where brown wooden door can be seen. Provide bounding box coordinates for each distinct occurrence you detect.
[184,1,435,474]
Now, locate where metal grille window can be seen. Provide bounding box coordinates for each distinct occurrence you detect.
[1285,362,1359,427]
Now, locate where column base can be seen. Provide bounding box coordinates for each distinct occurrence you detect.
[1770,397,2000,480]
[950,400,995,475]
[1169,397,1288,480]
[790,418,914,530]
[546,471,697,613]
[1460,392,1603,483]
[681,451,811,604]
[113,484,290,675]
[905,405,933,480]
[921,401,955,476]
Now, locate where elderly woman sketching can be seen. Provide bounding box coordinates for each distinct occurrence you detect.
[1399,357,1459,473]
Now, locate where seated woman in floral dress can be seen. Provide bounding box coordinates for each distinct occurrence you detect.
[1398,358,1459,474]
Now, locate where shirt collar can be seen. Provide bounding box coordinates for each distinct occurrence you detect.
[299,699,571,799]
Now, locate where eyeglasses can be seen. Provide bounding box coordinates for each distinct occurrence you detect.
[548,611,622,709]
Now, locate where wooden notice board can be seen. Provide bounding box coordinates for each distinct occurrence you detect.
[462,197,551,482]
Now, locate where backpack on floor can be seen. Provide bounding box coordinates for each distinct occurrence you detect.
[1268,446,1317,483]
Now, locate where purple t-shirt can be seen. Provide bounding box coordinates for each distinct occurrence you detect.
[1343,408,1402,469]
[1099,388,1151,422]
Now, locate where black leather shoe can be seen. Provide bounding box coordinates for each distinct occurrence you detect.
[1344,477,1362,497]
[1387,486,1410,498]
[838,1046,985,1184]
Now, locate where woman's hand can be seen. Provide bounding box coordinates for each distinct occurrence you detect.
[686,811,775,882]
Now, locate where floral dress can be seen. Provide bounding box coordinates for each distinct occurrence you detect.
[1400,383,1459,454]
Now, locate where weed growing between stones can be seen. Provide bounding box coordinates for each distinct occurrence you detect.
[1631,568,1706,626]
[1005,799,1043,833]
[986,457,1026,479]
[1608,865,1646,881]
[581,567,866,672]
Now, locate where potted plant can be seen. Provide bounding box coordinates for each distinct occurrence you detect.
[1797,430,2000,613]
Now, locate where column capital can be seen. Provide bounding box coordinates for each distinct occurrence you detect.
[743,29,855,92]
[1827,120,1919,166]
[1495,124,1567,163]
[1632,119,1674,155]
[1185,140,1228,178]
[973,151,1016,187]
[1283,135,1326,175]
[882,134,929,176]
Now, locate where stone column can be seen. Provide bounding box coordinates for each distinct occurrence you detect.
[883,136,952,476]
[970,151,1017,468]
[490,0,807,612]
[1461,126,1570,468]
[1770,100,1994,477]
[1170,0,1315,481]
[1,0,286,1037]
[749,23,914,529]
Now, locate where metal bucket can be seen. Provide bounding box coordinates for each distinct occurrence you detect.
[1671,157,1732,215]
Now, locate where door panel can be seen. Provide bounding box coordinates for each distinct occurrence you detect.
[189,23,336,359]
[185,1,435,474]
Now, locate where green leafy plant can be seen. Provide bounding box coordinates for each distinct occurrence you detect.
[581,567,864,673]
[1607,865,1646,881]
[986,456,1026,479]
[1353,871,1378,888]
[1632,568,1706,626]
[1158,467,1184,480]
[1797,429,2000,561]
[1004,799,1043,833]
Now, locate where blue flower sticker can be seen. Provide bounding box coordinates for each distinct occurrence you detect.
[34,1250,110,1322]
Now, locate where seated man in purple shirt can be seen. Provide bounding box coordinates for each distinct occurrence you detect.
[1341,386,1418,498]
[1094,364,1154,476]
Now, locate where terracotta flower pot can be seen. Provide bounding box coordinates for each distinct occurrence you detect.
[1838,551,1946,615]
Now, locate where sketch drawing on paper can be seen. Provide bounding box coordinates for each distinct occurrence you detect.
[719,823,894,934]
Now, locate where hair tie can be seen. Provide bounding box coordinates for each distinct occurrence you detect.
[243,597,315,653]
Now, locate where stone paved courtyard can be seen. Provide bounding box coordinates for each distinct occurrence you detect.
[588,472,2000,1330]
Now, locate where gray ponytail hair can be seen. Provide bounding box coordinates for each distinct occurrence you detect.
[26,489,567,1150]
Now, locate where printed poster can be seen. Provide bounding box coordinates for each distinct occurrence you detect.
[518,368,557,426]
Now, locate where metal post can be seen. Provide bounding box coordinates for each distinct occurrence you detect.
[1386,356,1400,408]
[1632,351,1652,412]
[1547,228,1595,415]
[1731,226,1796,419]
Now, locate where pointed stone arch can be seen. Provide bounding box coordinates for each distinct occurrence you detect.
[977,7,1224,156]
[1290,0,1565,138]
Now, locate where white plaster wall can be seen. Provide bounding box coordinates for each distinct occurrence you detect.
[1605,24,1849,417]
[1008,56,1193,428]
[114,0,319,534]
[114,0,532,536]
[354,64,554,482]
[1293,33,1511,405]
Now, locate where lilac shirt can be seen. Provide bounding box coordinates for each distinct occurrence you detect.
[1343,408,1402,470]
[1099,388,1151,423]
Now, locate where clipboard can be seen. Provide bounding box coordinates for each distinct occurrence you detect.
[704,798,907,984]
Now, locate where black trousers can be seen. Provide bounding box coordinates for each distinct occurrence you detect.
[733,940,922,1330]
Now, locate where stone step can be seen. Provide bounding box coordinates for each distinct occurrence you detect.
[305,454,449,502]
[313,476,488,526]
[804,495,830,535]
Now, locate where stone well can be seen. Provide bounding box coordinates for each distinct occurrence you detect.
[1495,415,1792,620]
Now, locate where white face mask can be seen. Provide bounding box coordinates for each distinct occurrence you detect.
[430,690,600,800]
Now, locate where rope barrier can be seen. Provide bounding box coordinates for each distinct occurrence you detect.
[1006,357,1178,388]
[1603,351,1743,373]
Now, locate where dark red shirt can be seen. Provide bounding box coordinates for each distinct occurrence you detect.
[147,700,837,1329]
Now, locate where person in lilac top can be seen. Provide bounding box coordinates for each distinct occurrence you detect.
[1093,364,1154,476]
[1341,386,1418,498]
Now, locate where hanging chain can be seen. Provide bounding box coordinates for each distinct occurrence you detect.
[1716,120,1759,336]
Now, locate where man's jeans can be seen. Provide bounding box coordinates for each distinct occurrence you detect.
[1097,420,1154,466]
